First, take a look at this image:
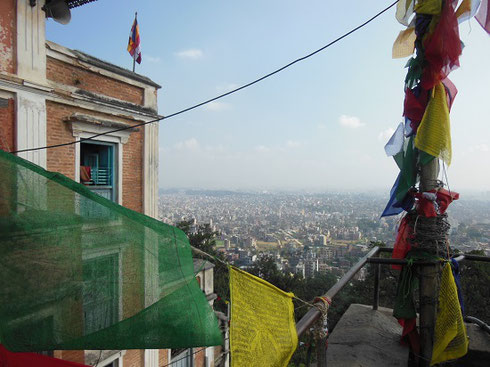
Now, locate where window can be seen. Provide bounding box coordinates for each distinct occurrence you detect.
[80,142,117,202]
[171,348,193,367]
[83,254,119,335]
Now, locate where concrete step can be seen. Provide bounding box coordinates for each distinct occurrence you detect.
[326,304,409,367]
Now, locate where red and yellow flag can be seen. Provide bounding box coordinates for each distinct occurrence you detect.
[127,15,142,64]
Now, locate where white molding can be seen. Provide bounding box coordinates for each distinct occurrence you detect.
[143,122,159,218]
[144,349,159,367]
[0,77,159,121]
[15,90,47,168]
[70,120,133,144]
[16,0,47,84]
[0,90,14,99]
[205,347,214,367]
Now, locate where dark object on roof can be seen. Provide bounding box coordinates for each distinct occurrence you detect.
[64,0,98,9]
[41,0,98,9]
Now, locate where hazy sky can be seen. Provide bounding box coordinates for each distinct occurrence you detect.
[46,0,490,193]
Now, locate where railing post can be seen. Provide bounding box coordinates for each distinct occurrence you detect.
[372,263,380,311]
[316,336,327,367]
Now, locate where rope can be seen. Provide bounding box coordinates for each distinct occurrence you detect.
[313,296,331,340]
[189,246,315,308]
[408,213,451,256]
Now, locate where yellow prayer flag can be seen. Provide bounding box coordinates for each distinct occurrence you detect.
[415,0,443,15]
[431,263,468,365]
[415,82,452,165]
[230,267,298,367]
[455,0,481,22]
[392,28,416,59]
[456,0,473,18]
[396,0,415,26]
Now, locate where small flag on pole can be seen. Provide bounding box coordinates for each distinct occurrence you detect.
[127,13,142,67]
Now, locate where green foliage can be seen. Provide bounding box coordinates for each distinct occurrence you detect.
[460,250,490,323]
[176,220,230,312]
[176,220,218,255]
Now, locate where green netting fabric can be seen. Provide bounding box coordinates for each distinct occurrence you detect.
[0,149,222,352]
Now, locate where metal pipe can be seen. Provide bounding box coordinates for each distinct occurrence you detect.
[366,257,439,266]
[375,247,490,263]
[464,316,490,335]
[452,255,464,262]
[296,246,380,337]
[462,254,490,262]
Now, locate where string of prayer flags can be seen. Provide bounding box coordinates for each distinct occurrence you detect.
[229,267,297,367]
[431,263,469,365]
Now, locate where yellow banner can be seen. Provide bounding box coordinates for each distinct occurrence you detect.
[431,263,468,365]
[415,82,452,165]
[230,267,298,367]
[415,0,443,15]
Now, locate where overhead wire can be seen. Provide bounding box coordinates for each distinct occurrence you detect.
[11,1,399,155]
[160,339,230,367]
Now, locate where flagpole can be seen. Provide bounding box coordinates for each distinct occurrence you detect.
[132,12,137,73]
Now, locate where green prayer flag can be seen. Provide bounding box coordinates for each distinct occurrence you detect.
[0,150,222,352]
[394,136,417,202]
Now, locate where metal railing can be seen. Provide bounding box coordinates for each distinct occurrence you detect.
[295,246,490,367]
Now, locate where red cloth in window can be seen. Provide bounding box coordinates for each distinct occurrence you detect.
[80,166,91,183]
[0,345,89,367]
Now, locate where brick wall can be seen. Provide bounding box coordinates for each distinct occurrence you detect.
[54,350,85,365]
[46,101,144,213]
[0,0,16,74]
[46,101,76,179]
[123,349,144,367]
[122,125,143,212]
[159,349,169,366]
[0,97,15,151]
[47,57,144,105]
[194,348,206,367]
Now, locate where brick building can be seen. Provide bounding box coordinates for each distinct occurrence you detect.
[0,1,165,366]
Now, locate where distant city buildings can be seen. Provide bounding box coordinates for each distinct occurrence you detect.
[159,191,490,278]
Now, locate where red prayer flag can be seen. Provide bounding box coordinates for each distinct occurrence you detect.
[0,345,89,367]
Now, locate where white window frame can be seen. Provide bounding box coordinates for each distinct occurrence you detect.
[71,121,131,206]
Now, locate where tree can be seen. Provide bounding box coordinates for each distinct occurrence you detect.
[176,220,230,313]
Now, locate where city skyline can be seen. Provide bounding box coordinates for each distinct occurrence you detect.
[46,0,490,192]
